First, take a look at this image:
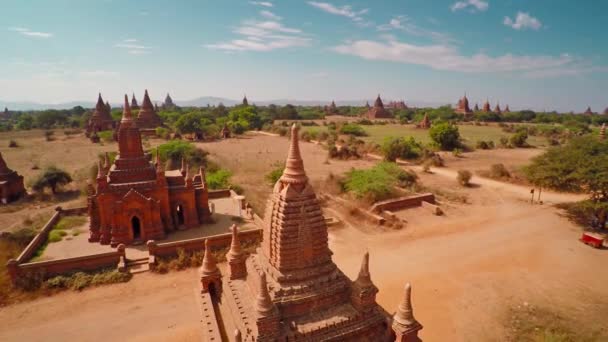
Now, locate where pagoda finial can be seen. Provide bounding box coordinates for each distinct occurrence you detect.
[279,124,308,184]
[121,94,132,123]
[355,251,373,286]
[394,283,419,327]
[256,272,274,316]
[200,239,219,276]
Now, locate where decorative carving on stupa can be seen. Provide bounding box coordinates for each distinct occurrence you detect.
[86,93,115,138]
[87,94,211,246]
[0,152,25,204]
[364,94,394,119]
[202,124,415,340]
[136,90,163,129]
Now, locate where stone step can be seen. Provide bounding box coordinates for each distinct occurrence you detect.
[127,262,149,274]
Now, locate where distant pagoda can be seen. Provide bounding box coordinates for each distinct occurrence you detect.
[455,94,473,116]
[136,90,163,129]
[242,95,249,106]
[584,106,594,116]
[364,94,394,119]
[504,104,510,112]
[387,100,408,110]
[131,93,139,110]
[86,93,115,137]
[419,113,431,129]
[473,103,479,112]
[200,124,422,341]
[494,102,502,115]
[0,152,25,204]
[482,99,491,113]
[325,100,339,115]
[163,93,176,109]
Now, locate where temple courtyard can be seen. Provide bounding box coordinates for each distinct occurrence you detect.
[0,132,607,341]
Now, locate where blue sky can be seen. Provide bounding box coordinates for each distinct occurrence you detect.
[1,0,606,112]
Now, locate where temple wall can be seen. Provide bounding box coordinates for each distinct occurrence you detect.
[370,193,435,213]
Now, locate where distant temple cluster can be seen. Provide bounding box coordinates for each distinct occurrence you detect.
[364,94,394,119]
[199,124,422,341]
[324,100,339,115]
[455,94,511,117]
[87,95,211,246]
[386,100,408,110]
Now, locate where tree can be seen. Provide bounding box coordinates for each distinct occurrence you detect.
[524,136,608,228]
[382,137,422,162]
[32,166,73,194]
[16,114,34,130]
[429,121,460,150]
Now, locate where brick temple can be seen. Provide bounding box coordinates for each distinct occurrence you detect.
[0,152,25,204]
[364,95,394,119]
[86,93,115,136]
[455,94,473,116]
[136,90,163,129]
[387,100,407,110]
[482,100,491,112]
[200,124,422,341]
[87,95,211,246]
[325,100,338,115]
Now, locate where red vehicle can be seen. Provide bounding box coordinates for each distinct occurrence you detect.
[580,232,605,248]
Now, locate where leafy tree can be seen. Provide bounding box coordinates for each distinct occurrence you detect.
[382,137,422,161]
[339,123,367,136]
[509,129,529,147]
[524,136,608,228]
[429,121,460,150]
[16,115,34,130]
[32,166,73,194]
[277,104,299,120]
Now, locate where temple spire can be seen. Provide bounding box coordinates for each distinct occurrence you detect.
[0,152,10,174]
[355,251,372,285]
[228,224,242,257]
[142,89,153,110]
[121,94,133,124]
[200,239,219,276]
[256,272,274,316]
[279,124,308,184]
[394,283,419,327]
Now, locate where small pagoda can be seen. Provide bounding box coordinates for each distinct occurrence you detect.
[364,94,394,119]
[418,113,431,129]
[455,94,473,116]
[482,100,491,113]
[504,104,511,112]
[604,107,608,115]
[200,124,422,341]
[584,106,594,116]
[473,103,479,112]
[494,102,502,115]
[600,123,606,141]
[0,152,25,204]
[242,95,249,106]
[86,93,115,137]
[131,93,139,110]
[136,90,163,129]
[387,100,408,110]
[325,100,339,115]
[162,93,176,110]
[88,95,211,246]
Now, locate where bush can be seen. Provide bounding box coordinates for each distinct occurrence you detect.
[381,137,422,162]
[155,127,171,140]
[207,169,232,189]
[429,122,460,150]
[342,162,417,202]
[476,140,494,150]
[154,141,208,168]
[265,163,284,185]
[452,148,462,157]
[97,130,114,142]
[510,130,529,147]
[457,170,472,186]
[44,130,55,141]
[339,123,367,137]
[489,163,511,179]
[8,140,18,148]
[48,230,67,243]
[32,166,72,194]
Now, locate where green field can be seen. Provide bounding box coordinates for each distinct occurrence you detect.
[303,124,548,147]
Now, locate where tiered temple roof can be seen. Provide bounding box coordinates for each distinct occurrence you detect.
[86,93,115,137]
[131,93,139,110]
[364,94,394,119]
[201,124,422,341]
[136,90,163,129]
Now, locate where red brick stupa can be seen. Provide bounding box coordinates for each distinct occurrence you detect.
[387,100,408,109]
[325,100,339,115]
[419,113,431,129]
[364,94,394,119]
[482,99,491,112]
[504,104,510,112]
[136,90,163,129]
[0,153,25,204]
[584,106,594,116]
[86,93,115,136]
[163,93,176,109]
[494,102,502,115]
[131,93,139,110]
[200,124,422,341]
[88,95,211,246]
[455,94,473,116]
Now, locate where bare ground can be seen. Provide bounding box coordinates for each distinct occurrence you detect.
[1,134,607,341]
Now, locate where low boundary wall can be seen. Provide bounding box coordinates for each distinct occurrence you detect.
[370,193,435,213]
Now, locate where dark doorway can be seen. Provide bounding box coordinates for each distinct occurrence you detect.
[131,216,141,240]
[176,205,185,226]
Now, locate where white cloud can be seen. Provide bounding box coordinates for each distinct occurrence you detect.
[249,1,273,7]
[332,36,580,74]
[79,70,120,78]
[450,0,488,12]
[206,20,310,52]
[307,2,369,25]
[377,16,455,43]
[9,27,53,38]
[504,12,542,30]
[114,39,151,54]
[260,10,281,20]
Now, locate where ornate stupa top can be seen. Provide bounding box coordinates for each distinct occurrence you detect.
[278,124,308,185]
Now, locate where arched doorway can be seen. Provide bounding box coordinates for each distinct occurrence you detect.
[176,205,185,226]
[131,216,142,240]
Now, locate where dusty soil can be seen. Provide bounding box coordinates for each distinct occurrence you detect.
[1,133,607,341]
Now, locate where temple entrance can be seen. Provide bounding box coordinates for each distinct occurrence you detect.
[176,205,185,226]
[131,216,141,240]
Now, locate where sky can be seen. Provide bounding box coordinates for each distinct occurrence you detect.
[1,0,607,112]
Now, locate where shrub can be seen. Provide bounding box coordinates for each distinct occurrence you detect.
[8,140,18,148]
[339,123,367,137]
[499,136,510,147]
[452,148,462,157]
[154,141,208,168]
[97,130,114,142]
[32,166,72,194]
[300,130,312,142]
[489,163,511,179]
[48,230,67,243]
[265,163,284,185]
[207,169,232,189]
[429,122,461,150]
[457,170,472,186]
[342,162,417,202]
[381,137,422,162]
[44,130,55,141]
[476,140,494,150]
[510,130,529,147]
[155,127,171,140]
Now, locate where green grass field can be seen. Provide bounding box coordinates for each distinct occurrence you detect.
[304,124,548,147]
